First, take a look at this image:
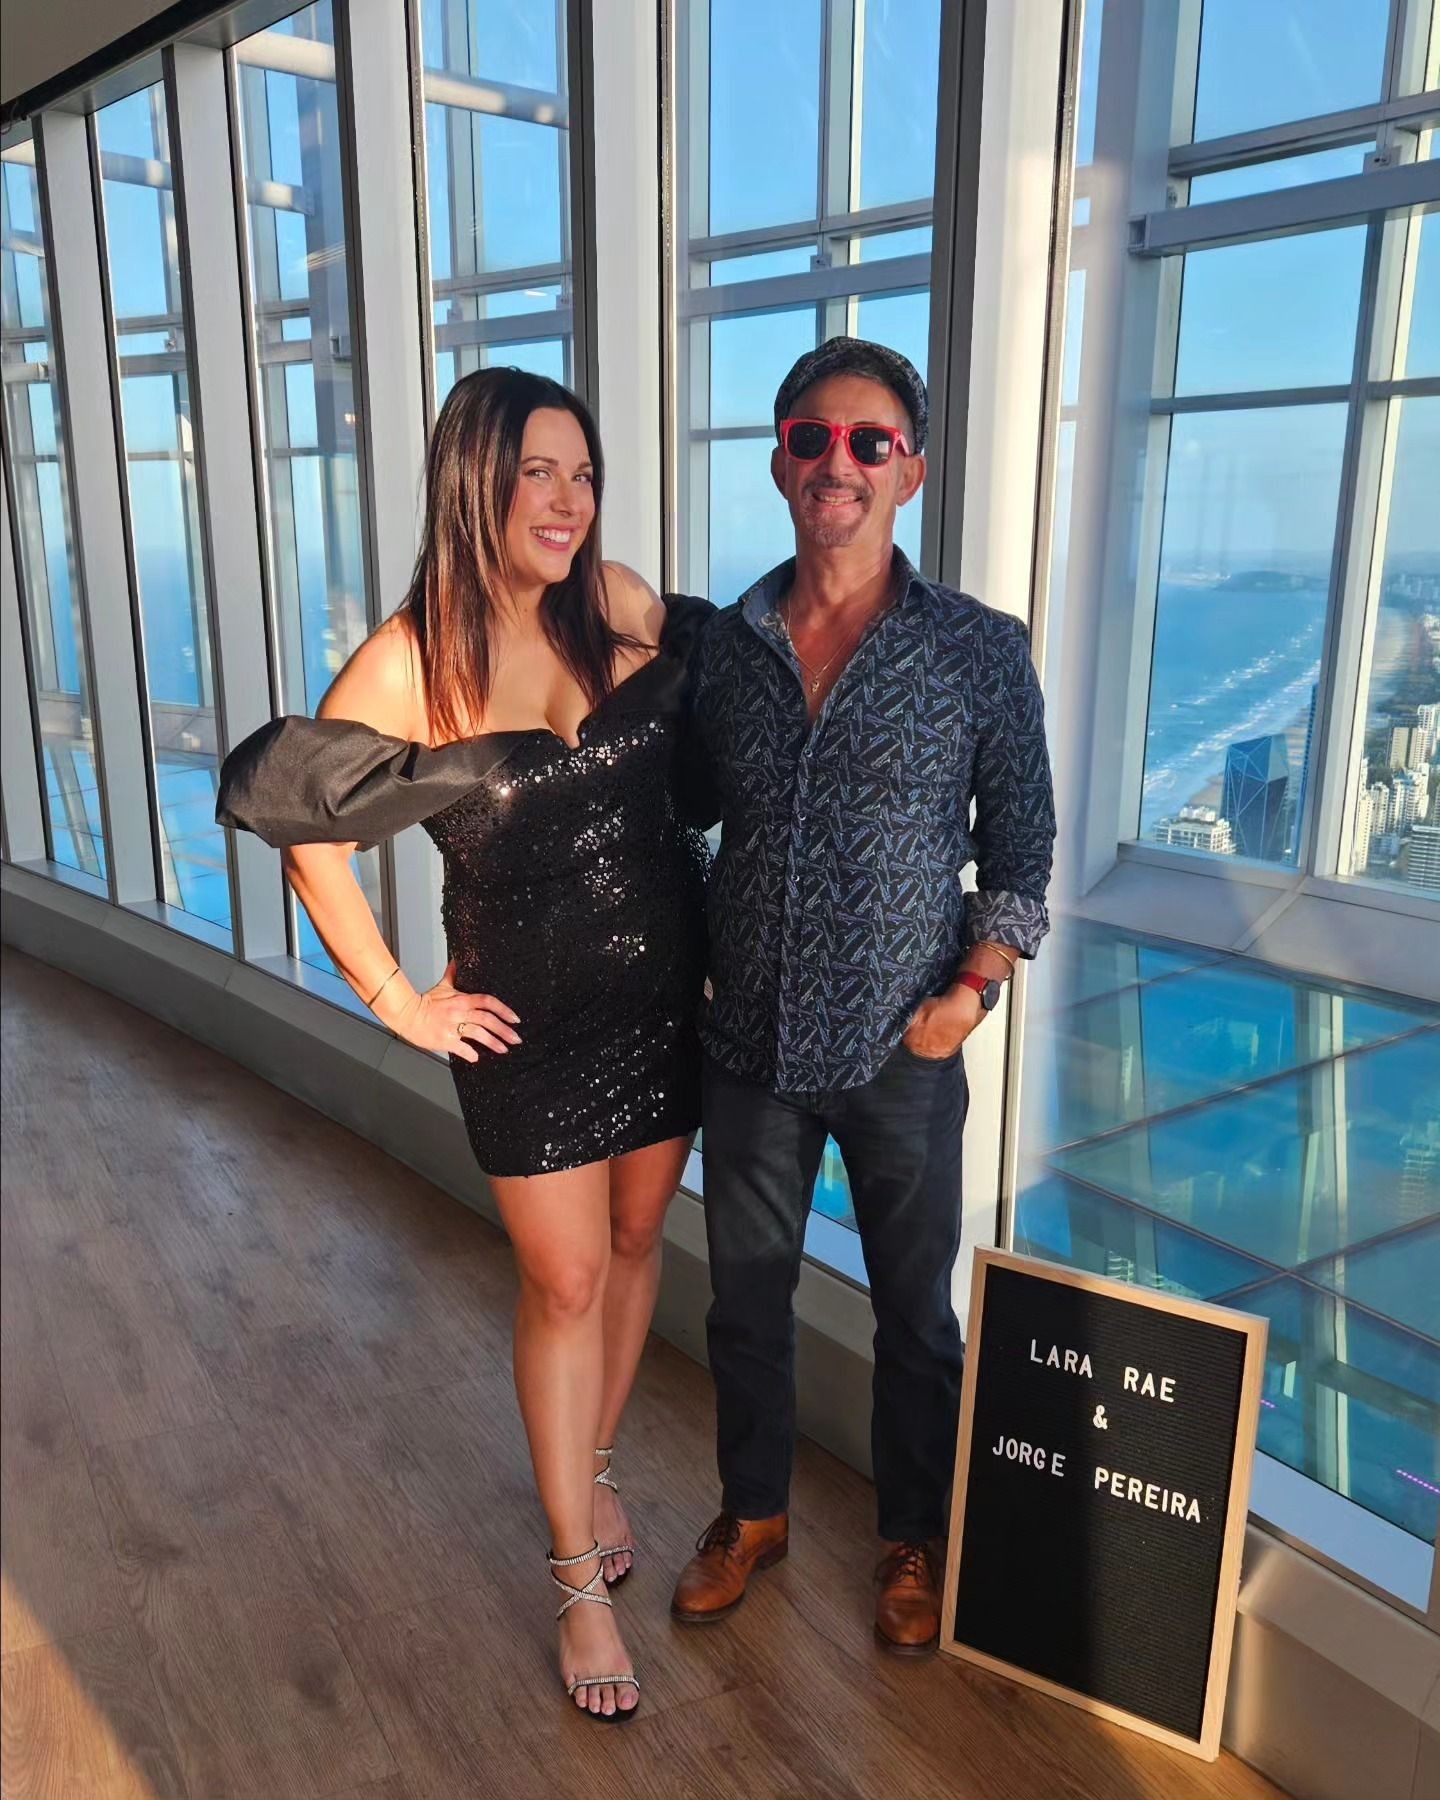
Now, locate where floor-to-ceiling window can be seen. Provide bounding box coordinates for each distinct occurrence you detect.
[95,84,231,933]
[1020,0,1439,1598]
[416,0,576,410]
[231,4,388,970]
[0,140,106,881]
[671,0,946,1275]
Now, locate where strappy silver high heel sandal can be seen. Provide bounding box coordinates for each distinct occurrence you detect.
[547,1542,640,1723]
[594,1445,635,1587]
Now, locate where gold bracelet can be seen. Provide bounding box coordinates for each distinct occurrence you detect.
[364,965,402,1008]
[979,941,1020,973]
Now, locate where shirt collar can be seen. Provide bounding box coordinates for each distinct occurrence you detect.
[739,547,927,641]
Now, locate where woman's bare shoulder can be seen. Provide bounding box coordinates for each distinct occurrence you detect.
[601,560,665,645]
[318,610,428,742]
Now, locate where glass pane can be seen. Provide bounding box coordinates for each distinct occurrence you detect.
[708,437,797,608]
[1142,405,1347,859]
[97,85,231,932]
[1190,0,1390,142]
[1018,927,1440,1543]
[856,0,942,208]
[1027,961,1426,1151]
[1232,1274,1438,1543]
[1187,143,1374,204]
[1398,209,1440,380]
[855,289,928,567]
[0,149,106,880]
[708,0,822,234]
[855,225,933,262]
[1033,980,1440,1543]
[709,308,818,428]
[420,3,572,408]
[233,3,385,955]
[710,246,816,285]
[1305,1221,1440,1338]
[1173,228,1365,395]
[1349,396,1440,891]
[1049,1029,1440,1284]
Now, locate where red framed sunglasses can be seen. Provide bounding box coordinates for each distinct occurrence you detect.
[778,417,912,468]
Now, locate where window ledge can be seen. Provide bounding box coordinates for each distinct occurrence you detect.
[1116,839,1440,920]
[11,856,108,901]
[1085,847,1440,1002]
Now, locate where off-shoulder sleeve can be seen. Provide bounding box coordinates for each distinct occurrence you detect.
[215,715,522,850]
[660,592,717,662]
[663,593,722,830]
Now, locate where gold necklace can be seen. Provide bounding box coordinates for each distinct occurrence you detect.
[783,595,889,695]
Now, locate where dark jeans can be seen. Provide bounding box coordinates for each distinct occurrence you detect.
[702,1042,968,1542]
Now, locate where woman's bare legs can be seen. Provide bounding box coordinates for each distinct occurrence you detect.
[492,1161,635,1718]
[592,1133,693,1581]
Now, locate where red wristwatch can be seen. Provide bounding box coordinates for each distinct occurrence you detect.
[956,971,1004,1012]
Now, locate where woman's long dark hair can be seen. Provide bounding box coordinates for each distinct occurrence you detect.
[399,367,642,743]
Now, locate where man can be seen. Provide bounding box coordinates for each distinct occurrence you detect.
[672,337,1055,1655]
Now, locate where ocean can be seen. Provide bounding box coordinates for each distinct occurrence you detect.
[1142,579,1330,834]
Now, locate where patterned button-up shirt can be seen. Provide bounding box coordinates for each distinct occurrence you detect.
[688,551,1055,1093]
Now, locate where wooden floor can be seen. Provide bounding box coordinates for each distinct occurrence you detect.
[0,946,1290,1800]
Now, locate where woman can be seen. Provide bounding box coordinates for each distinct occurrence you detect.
[217,369,713,1723]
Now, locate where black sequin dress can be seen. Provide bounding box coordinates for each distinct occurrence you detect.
[217,595,714,1177]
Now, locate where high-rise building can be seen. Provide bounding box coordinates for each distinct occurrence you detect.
[1417,703,1440,761]
[1153,805,1237,854]
[1351,783,1374,872]
[1393,766,1430,831]
[1289,682,1319,852]
[1222,734,1291,861]
[1366,781,1392,837]
[1400,822,1440,891]
[1398,1120,1440,1224]
[1389,723,1429,770]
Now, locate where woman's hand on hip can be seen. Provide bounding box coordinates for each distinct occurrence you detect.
[375,959,521,1061]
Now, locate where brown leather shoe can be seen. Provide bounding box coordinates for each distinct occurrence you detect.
[670,1511,789,1623]
[874,1539,942,1656]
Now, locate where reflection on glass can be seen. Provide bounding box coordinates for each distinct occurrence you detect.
[1349,398,1440,891]
[1016,920,1440,1543]
[1230,1275,1438,1544]
[1026,962,1425,1151]
[419,0,573,408]
[0,147,106,879]
[233,2,384,964]
[1189,0,1389,142]
[1173,229,1365,395]
[1049,1029,1440,1269]
[97,86,231,932]
[1304,1221,1439,1340]
[1142,405,1347,858]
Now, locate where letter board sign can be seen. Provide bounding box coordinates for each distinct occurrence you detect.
[940,1248,1267,1760]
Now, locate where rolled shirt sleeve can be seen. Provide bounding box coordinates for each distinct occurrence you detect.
[963,614,1056,959]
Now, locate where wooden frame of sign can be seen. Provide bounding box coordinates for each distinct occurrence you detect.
[939,1247,1268,1762]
